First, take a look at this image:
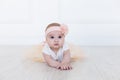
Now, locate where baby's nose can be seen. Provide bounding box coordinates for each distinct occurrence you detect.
[54,38,59,42]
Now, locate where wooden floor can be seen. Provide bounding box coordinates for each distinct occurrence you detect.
[0,45,120,80]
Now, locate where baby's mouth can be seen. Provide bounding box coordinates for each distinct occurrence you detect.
[54,43,59,46]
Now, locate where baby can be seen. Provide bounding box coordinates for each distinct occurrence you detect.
[42,23,72,70]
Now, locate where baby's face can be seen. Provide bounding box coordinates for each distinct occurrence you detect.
[46,31,65,50]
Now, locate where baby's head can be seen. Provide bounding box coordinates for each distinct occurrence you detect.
[45,23,68,49]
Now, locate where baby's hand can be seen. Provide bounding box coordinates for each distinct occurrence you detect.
[56,63,72,70]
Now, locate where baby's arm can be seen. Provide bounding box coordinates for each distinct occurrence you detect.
[58,49,72,70]
[42,53,60,68]
[62,49,71,64]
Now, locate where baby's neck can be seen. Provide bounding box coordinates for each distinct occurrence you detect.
[50,47,60,54]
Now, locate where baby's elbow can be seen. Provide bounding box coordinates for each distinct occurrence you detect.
[47,61,57,68]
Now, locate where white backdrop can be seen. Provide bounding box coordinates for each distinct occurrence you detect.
[0,0,120,46]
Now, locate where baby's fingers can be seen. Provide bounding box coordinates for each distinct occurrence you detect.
[68,66,72,70]
[60,65,65,70]
[65,64,72,70]
[62,65,69,70]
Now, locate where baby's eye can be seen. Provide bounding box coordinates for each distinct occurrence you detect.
[58,36,62,39]
[50,36,54,39]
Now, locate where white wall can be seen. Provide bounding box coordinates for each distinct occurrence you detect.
[66,24,120,46]
[0,0,120,46]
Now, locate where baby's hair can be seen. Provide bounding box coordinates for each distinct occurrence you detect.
[45,23,61,31]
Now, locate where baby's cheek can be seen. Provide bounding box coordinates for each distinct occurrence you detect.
[60,41,64,46]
